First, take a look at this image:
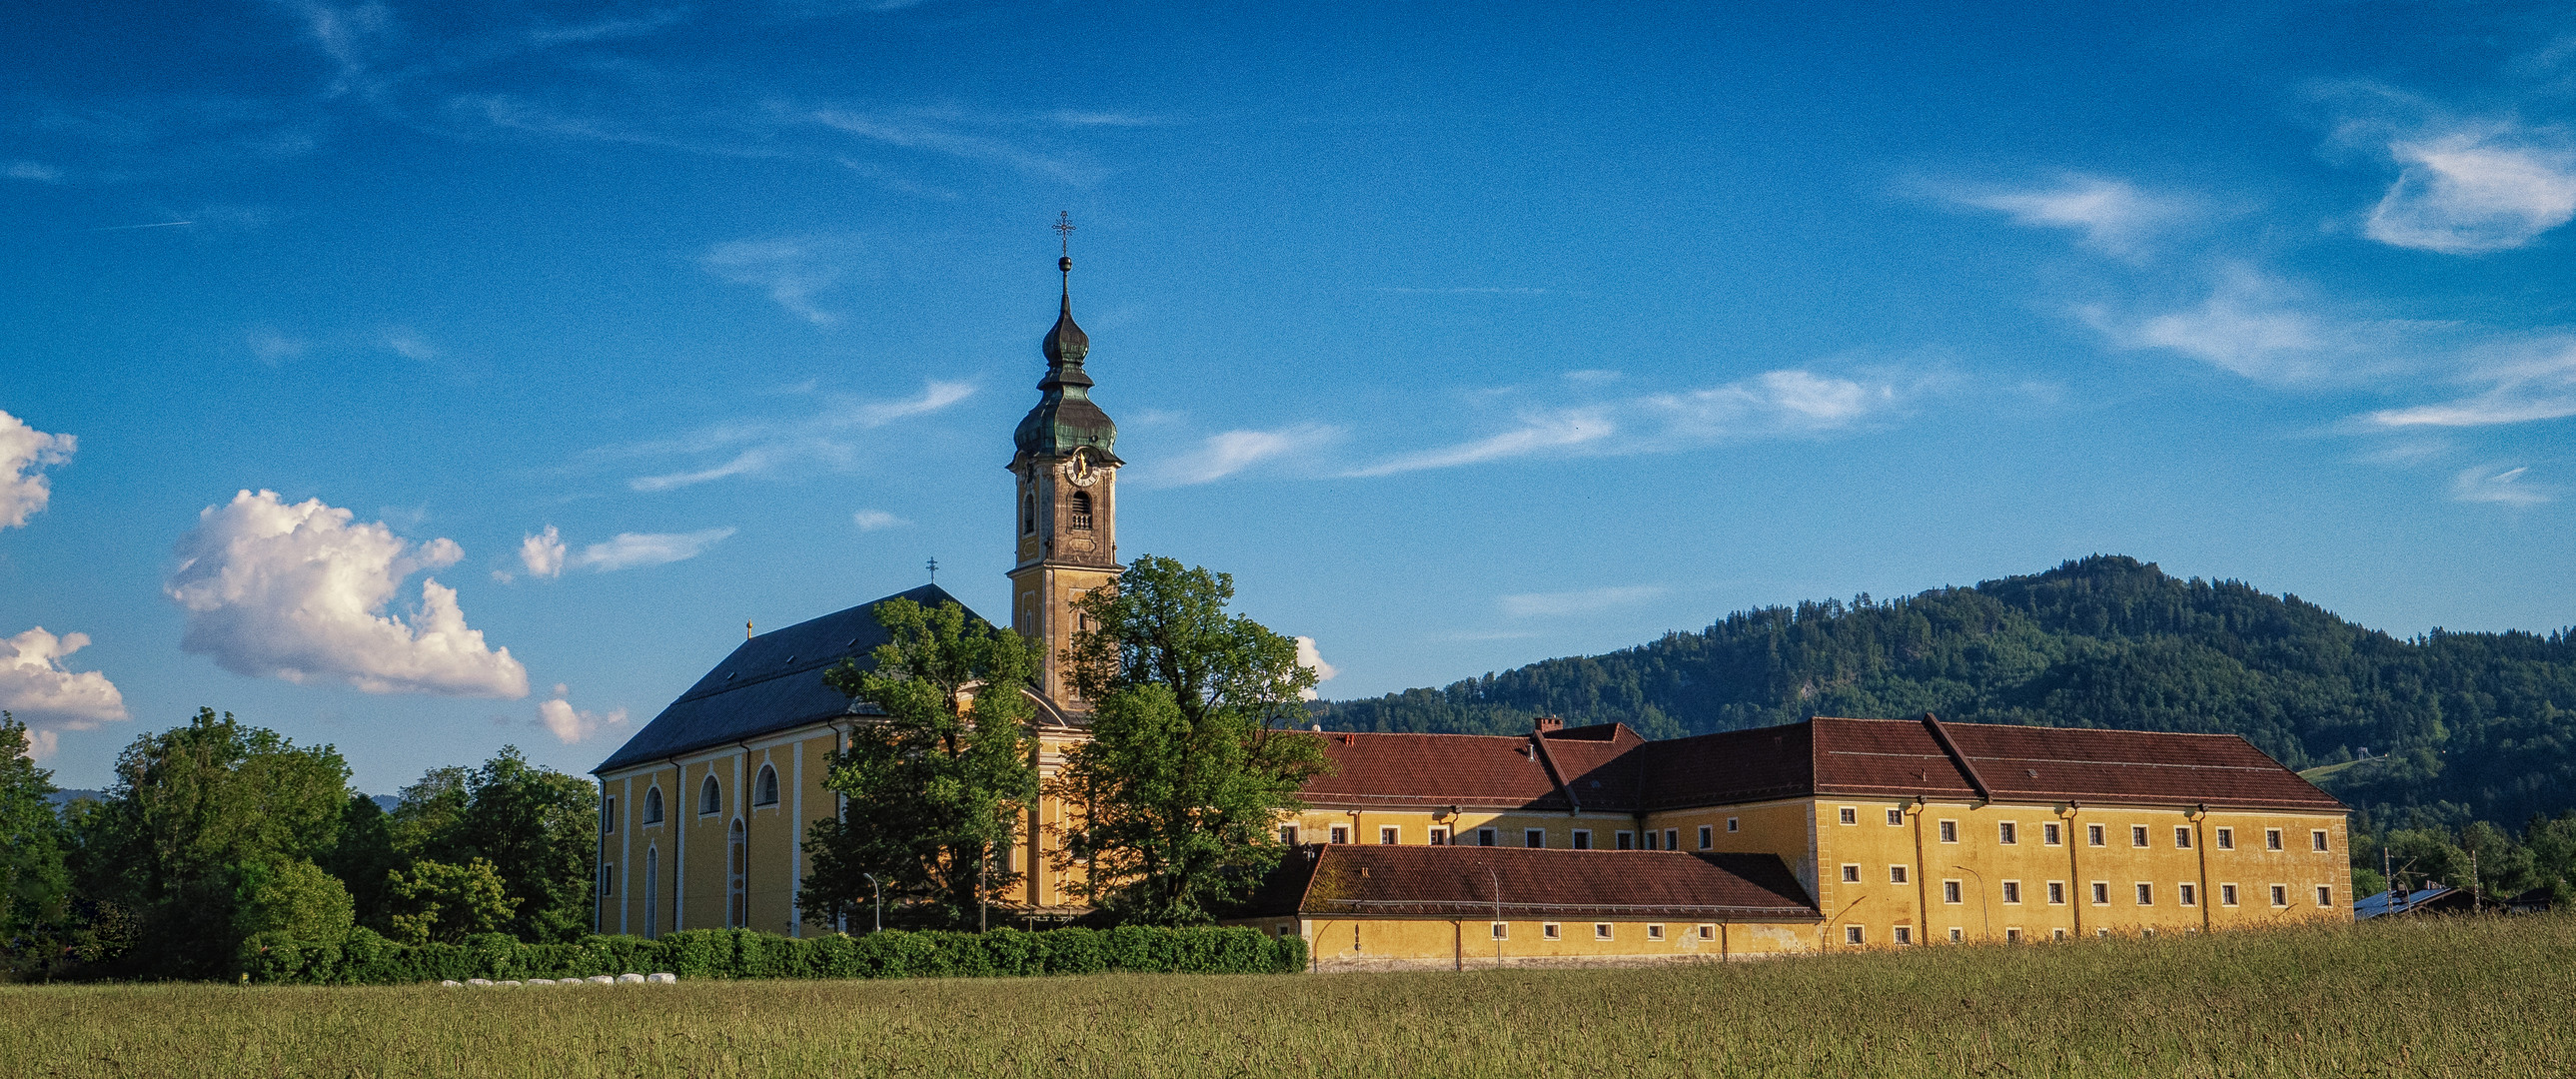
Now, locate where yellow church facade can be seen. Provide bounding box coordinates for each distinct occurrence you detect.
[590,252,2352,959]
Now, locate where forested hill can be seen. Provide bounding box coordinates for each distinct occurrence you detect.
[1312,556,2576,829]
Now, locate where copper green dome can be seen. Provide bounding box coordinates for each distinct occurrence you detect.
[1012,271,1120,468]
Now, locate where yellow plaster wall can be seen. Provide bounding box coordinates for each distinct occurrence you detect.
[1256,916,1819,971]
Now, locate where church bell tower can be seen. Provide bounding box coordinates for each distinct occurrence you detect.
[1008,218,1121,709]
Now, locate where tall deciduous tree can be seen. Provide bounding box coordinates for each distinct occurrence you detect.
[379,749,596,942]
[803,598,1039,931]
[1054,555,1331,925]
[0,714,70,967]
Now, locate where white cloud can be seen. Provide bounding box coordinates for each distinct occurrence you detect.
[2363,338,2576,427]
[1347,408,1617,477]
[0,626,128,729]
[1293,636,1337,701]
[1160,424,1341,486]
[165,490,529,697]
[381,328,438,361]
[6,161,64,183]
[806,110,1106,185]
[1499,585,1666,618]
[841,381,975,427]
[2366,129,2576,254]
[624,380,975,491]
[2451,465,2551,506]
[851,510,907,531]
[0,411,76,530]
[702,237,855,325]
[22,728,57,762]
[537,683,628,744]
[246,328,307,364]
[571,528,735,571]
[1960,175,2193,255]
[2109,267,2362,385]
[520,525,567,578]
[1640,370,1897,442]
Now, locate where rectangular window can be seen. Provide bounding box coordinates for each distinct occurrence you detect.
[1665,828,1679,850]
[1839,806,1858,825]
[1478,828,1497,847]
[2005,928,2023,943]
[1942,880,1962,904]
[2270,885,2288,907]
[1641,830,1658,850]
[1699,825,1714,849]
[1999,821,2018,845]
[1842,864,1862,883]
[1543,922,1561,940]
[2135,883,2154,905]
[1698,924,1715,940]
[1726,817,1740,833]
[1428,826,1449,846]
[2001,880,2022,904]
[1279,825,1299,845]
[2175,826,2193,849]
[1595,923,1614,941]
[1647,923,1665,941]
[2265,829,2284,851]
[2131,825,2149,848]
[1330,826,1348,844]
[1938,819,1958,843]
[1948,927,1963,942]
[1572,829,1592,850]
[2179,883,2197,907]
[1379,826,1398,845]
[1893,926,1913,945]
[2087,823,2105,847]
[601,863,615,896]
[2046,881,2065,905]
[1891,865,1910,884]
[1845,925,1865,945]
[2316,885,2333,907]
[1279,923,1296,937]
[1526,829,1546,848]
[2221,884,2239,906]
[2043,822,2061,846]
[2091,881,2109,905]
[2215,827,2234,850]
[604,796,617,834]
[1490,922,1508,940]
[2312,829,2330,852]
[2052,928,2067,941]
[1888,807,1906,826]
[1616,830,1635,850]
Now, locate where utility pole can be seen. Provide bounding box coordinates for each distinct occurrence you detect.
[1486,864,1504,969]
[864,872,881,933]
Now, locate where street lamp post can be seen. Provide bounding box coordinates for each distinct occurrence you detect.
[863,872,882,933]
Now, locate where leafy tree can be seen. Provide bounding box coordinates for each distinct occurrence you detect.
[803,598,1040,931]
[320,793,401,934]
[384,858,518,944]
[233,858,356,943]
[0,714,70,977]
[378,750,596,942]
[68,708,350,977]
[1053,555,1331,925]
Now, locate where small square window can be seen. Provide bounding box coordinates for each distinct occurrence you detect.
[2135,883,2154,905]
[1698,825,1713,849]
[2265,829,2284,851]
[2005,928,2022,943]
[1647,923,1665,940]
[2316,885,2333,907]
[1842,864,1862,883]
[1379,826,1399,845]
[1948,927,1963,942]
[1938,819,1958,843]
[2312,829,2329,852]
[2130,825,2149,848]
[2179,883,2197,907]
[1572,829,1593,850]
[2174,826,2193,849]
[2221,883,2239,906]
[1526,829,1546,848]
[2001,880,2021,904]
[1543,922,1561,940]
[1845,925,1865,945]
[1890,865,1910,884]
[1893,926,1913,945]
[1594,923,1613,940]
[1330,825,1348,844]
[2215,827,2234,850]
[1999,821,2018,845]
[1478,828,1497,847]
[2269,884,2288,907]
[2090,881,2109,905]
[2046,881,2064,905]
[1491,922,1507,939]
[2086,823,2105,847]
[1616,830,1635,850]
[1279,825,1299,845]
[1726,817,1739,833]
[2051,928,2066,941]
[1942,880,1962,904]
[1428,826,1449,845]
[2043,822,2061,845]
[1665,828,1679,850]
[2095,927,2109,938]
[1279,923,1296,937]
[1839,806,1858,825]
[1697,924,1715,940]
[1887,807,1905,826]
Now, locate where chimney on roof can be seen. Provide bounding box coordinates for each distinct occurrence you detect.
[1535,715,1565,733]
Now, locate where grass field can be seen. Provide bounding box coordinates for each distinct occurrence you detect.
[7,915,2569,1078]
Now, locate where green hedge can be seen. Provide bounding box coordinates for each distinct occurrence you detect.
[238,925,1307,984]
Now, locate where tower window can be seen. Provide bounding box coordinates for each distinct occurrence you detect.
[1021,493,1035,535]
[1069,491,1093,532]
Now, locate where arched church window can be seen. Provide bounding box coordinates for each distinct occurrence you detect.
[754,764,779,806]
[644,786,663,824]
[699,774,720,816]
[1022,493,1035,535]
[1069,491,1092,532]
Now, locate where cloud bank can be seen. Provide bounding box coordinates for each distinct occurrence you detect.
[538,683,628,744]
[165,490,529,697]
[0,627,129,736]
[1293,635,1337,701]
[0,411,77,530]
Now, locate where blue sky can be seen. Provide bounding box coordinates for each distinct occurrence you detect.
[5,1,2573,792]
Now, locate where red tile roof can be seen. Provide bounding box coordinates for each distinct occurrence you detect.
[1256,844,1819,920]
[1301,715,2343,814]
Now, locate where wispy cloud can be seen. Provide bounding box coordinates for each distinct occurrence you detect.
[701,236,864,325]
[2451,465,2551,505]
[571,528,736,571]
[380,328,438,361]
[2364,337,2576,427]
[1347,408,1615,477]
[1156,424,1342,486]
[2091,266,2434,387]
[1954,175,2195,256]
[2366,127,2576,254]
[1499,584,1666,618]
[245,328,306,364]
[805,109,1106,185]
[6,162,64,183]
[621,379,975,491]
[851,509,907,531]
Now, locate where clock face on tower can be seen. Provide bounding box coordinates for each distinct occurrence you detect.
[1060,446,1100,488]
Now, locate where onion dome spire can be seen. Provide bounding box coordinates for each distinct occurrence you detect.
[1013,213,1119,467]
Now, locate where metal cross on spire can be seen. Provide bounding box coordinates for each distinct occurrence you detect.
[926,556,938,582]
[1053,211,1075,280]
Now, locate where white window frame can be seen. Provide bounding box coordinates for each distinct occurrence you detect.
[1890,864,1910,884]
[2000,880,2022,904]
[2316,885,2333,907]
[2215,827,2234,850]
[1664,828,1680,850]
[600,862,614,896]
[1379,826,1399,845]
[2173,825,2191,849]
[2312,829,2330,852]
[2178,883,2197,907]
[1647,923,1665,941]
[2269,884,2288,907]
[1571,829,1593,850]
[1893,926,1913,945]
[2130,825,2148,848]
[1938,819,1958,844]
[1330,825,1349,844]
[1942,879,1963,904]
[1542,922,1562,940]
[1948,927,1963,942]
[2135,882,2154,905]
[1887,807,1906,826]
[1839,806,1859,825]
[2090,881,2109,905]
[1998,821,2018,845]
[2221,883,2239,906]
[2005,928,2023,944]
[1698,924,1715,940]
[1842,863,1862,883]
[1726,816,1740,833]
[2265,828,2284,851]
[1491,922,1508,940]
[2042,822,2061,846]
[1844,925,1865,945]
[603,795,617,834]
[2046,881,2064,905]
[1427,826,1450,846]
[2086,823,2104,847]
[1594,922,1614,941]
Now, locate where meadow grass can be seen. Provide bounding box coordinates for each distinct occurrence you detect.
[6,914,2568,1078]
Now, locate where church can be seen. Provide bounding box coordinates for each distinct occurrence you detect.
[591,244,2352,968]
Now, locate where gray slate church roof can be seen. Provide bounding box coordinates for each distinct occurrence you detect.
[592,583,983,774]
